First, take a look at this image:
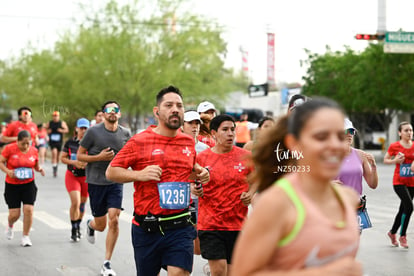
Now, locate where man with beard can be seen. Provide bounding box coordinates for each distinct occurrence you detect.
[77,100,131,276]
[106,85,210,276]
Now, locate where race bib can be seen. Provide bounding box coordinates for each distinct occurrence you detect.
[14,167,33,180]
[357,209,372,230]
[157,182,190,209]
[399,163,414,177]
[70,153,77,160]
[50,133,60,142]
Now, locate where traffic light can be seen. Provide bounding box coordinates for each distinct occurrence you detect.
[355,33,385,40]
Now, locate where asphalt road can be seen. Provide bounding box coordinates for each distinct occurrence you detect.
[0,160,413,276]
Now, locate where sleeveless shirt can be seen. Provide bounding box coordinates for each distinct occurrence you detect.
[337,148,363,195]
[268,178,359,270]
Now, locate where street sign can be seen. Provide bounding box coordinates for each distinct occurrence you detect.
[384,31,414,54]
[385,32,414,43]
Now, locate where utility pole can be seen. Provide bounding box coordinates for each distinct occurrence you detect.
[377,0,386,35]
[355,0,386,41]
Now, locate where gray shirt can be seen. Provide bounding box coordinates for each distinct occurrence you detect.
[80,123,131,185]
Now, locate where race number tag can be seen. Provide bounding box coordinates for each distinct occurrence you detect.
[357,209,372,230]
[14,167,33,180]
[50,134,60,142]
[157,182,190,209]
[399,164,414,177]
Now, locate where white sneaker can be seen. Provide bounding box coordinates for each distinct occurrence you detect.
[86,219,95,244]
[5,227,13,240]
[21,235,32,247]
[101,261,116,276]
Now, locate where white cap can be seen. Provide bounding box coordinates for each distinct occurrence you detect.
[197,101,216,113]
[344,118,355,130]
[184,111,203,124]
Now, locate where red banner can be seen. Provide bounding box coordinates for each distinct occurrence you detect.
[267,33,275,87]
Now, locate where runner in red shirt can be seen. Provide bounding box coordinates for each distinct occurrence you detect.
[384,121,414,248]
[106,86,210,276]
[194,114,255,275]
[0,130,45,247]
[1,106,38,146]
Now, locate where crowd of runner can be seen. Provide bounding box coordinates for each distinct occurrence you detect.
[0,89,412,276]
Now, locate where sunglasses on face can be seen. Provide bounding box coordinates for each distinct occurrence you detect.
[79,127,88,130]
[345,128,356,135]
[22,111,31,116]
[103,106,120,113]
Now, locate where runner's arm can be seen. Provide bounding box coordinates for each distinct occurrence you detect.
[77,145,114,163]
[106,164,162,183]
[359,150,378,190]
[59,121,69,134]
[0,155,13,177]
[1,135,17,143]
[189,163,209,184]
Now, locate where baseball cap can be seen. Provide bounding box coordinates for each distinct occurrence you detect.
[76,118,90,128]
[288,95,307,112]
[52,111,60,116]
[184,111,203,124]
[344,118,356,130]
[197,101,216,113]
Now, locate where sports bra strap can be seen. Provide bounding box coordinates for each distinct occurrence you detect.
[275,178,306,247]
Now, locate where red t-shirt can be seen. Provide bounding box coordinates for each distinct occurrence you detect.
[198,135,216,148]
[387,141,414,186]
[196,146,252,231]
[109,125,196,220]
[3,121,38,144]
[1,142,38,184]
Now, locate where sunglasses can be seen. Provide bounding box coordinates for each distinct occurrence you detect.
[22,111,31,116]
[345,128,356,135]
[103,106,120,113]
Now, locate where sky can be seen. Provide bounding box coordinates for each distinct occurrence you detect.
[1,0,414,84]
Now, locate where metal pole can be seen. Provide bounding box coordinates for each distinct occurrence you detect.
[377,0,386,34]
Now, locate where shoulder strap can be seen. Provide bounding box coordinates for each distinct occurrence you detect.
[275,178,306,247]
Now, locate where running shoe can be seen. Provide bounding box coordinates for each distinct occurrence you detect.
[70,228,79,242]
[86,219,95,244]
[101,261,116,276]
[387,231,398,247]
[5,227,13,240]
[399,236,409,248]
[21,235,32,247]
[53,166,57,178]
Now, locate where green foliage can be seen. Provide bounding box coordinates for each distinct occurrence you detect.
[0,0,246,132]
[302,43,414,113]
[302,43,414,148]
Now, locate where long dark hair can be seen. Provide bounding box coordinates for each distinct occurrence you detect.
[252,97,343,192]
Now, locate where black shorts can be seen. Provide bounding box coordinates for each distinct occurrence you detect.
[88,183,123,217]
[4,181,38,208]
[49,141,62,150]
[198,230,240,264]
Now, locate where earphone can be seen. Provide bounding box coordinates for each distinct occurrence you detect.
[156,112,159,115]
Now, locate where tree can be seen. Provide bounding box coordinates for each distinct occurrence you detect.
[0,0,248,132]
[301,43,414,147]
